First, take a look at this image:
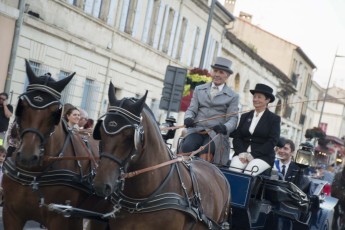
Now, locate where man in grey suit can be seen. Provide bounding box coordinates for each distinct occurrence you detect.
[181,57,239,166]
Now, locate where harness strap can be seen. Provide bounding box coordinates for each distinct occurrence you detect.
[3,158,93,194]
[100,153,124,166]
[20,128,45,144]
[112,191,199,217]
[134,160,177,210]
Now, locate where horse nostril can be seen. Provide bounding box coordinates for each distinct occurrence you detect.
[32,155,39,162]
[104,184,112,196]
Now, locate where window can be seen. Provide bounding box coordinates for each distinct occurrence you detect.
[234,74,240,92]
[148,0,164,49]
[106,0,118,25]
[141,0,154,43]
[211,41,219,65]
[305,74,312,97]
[150,99,160,121]
[175,17,188,60]
[58,70,77,104]
[242,80,250,110]
[161,7,175,54]
[119,0,139,35]
[189,27,200,67]
[146,0,160,45]
[66,0,78,6]
[81,78,100,119]
[204,38,217,70]
[84,0,103,18]
[275,99,282,115]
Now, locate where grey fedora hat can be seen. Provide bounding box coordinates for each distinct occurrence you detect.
[211,57,233,74]
[250,83,275,103]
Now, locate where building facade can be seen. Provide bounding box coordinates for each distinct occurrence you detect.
[229,16,317,145]
[3,0,234,122]
[0,0,20,92]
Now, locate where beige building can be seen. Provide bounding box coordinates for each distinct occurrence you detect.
[228,15,317,145]
[2,0,299,152]
[0,0,20,92]
[315,86,345,138]
[3,0,234,122]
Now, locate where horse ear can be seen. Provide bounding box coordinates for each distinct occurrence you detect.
[25,59,38,84]
[133,90,148,114]
[108,81,117,106]
[52,72,75,93]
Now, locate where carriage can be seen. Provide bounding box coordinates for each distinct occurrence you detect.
[3,63,340,229]
[221,163,338,229]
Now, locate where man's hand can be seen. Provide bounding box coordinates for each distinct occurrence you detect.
[184,118,195,128]
[212,124,227,135]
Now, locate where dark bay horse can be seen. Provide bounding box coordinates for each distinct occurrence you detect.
[92,82,231,230]
[2,60,107,230]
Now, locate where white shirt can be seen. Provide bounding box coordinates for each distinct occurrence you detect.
[246,110,264,152]
[249,110,264,134]
[211,83,225,92]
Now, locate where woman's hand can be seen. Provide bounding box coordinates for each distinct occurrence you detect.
[238,152,254,163]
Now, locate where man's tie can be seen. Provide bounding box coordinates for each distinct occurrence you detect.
[282,165,286,176]
[210,86,219,98]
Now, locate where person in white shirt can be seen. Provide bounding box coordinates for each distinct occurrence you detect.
[274,139,300,181]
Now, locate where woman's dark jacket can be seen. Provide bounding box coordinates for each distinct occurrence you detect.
[232,109,281,166]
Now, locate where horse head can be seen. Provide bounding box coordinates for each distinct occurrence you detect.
[93,82,147,197]
[15,60,74,168]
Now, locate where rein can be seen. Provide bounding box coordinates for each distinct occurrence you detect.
[121,133,219,179]
[160,96,345,132]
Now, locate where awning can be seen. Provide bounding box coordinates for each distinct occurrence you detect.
[315,145,335,154]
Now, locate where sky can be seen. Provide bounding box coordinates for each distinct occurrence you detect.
[219,0,345,89]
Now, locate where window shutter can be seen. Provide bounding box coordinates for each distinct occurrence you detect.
[119,0,130,32]
[167,11,178,56]
[131,0,142,37]
[141,0,154,43]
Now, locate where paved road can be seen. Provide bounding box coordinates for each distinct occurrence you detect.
[0,207,43,230]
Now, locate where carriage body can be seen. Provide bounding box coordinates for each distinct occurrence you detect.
[220,168,338,230]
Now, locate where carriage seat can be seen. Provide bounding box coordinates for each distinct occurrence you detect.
[262,178,309,216]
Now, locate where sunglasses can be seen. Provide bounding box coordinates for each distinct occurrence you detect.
[0,97,6,100]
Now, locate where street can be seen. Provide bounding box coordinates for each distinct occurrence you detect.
[0,207,43,230]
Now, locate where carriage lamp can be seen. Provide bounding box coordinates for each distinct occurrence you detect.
[160,116,177,142]
[295,142,314,168]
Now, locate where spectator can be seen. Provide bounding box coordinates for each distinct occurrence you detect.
[274,139,300,181]
[64,107,80,132]
[83,118,94,130]
[180,57,239,165]
[0,146,6,205]
[6,121,20,157]
[323,165,335,184]
[0,93,13,146]
[78,108,89,129]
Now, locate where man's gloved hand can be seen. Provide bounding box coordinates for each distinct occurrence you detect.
[184,118,195,128]
[213,124,227,135]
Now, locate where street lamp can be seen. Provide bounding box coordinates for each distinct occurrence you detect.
[318,51,345,127]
